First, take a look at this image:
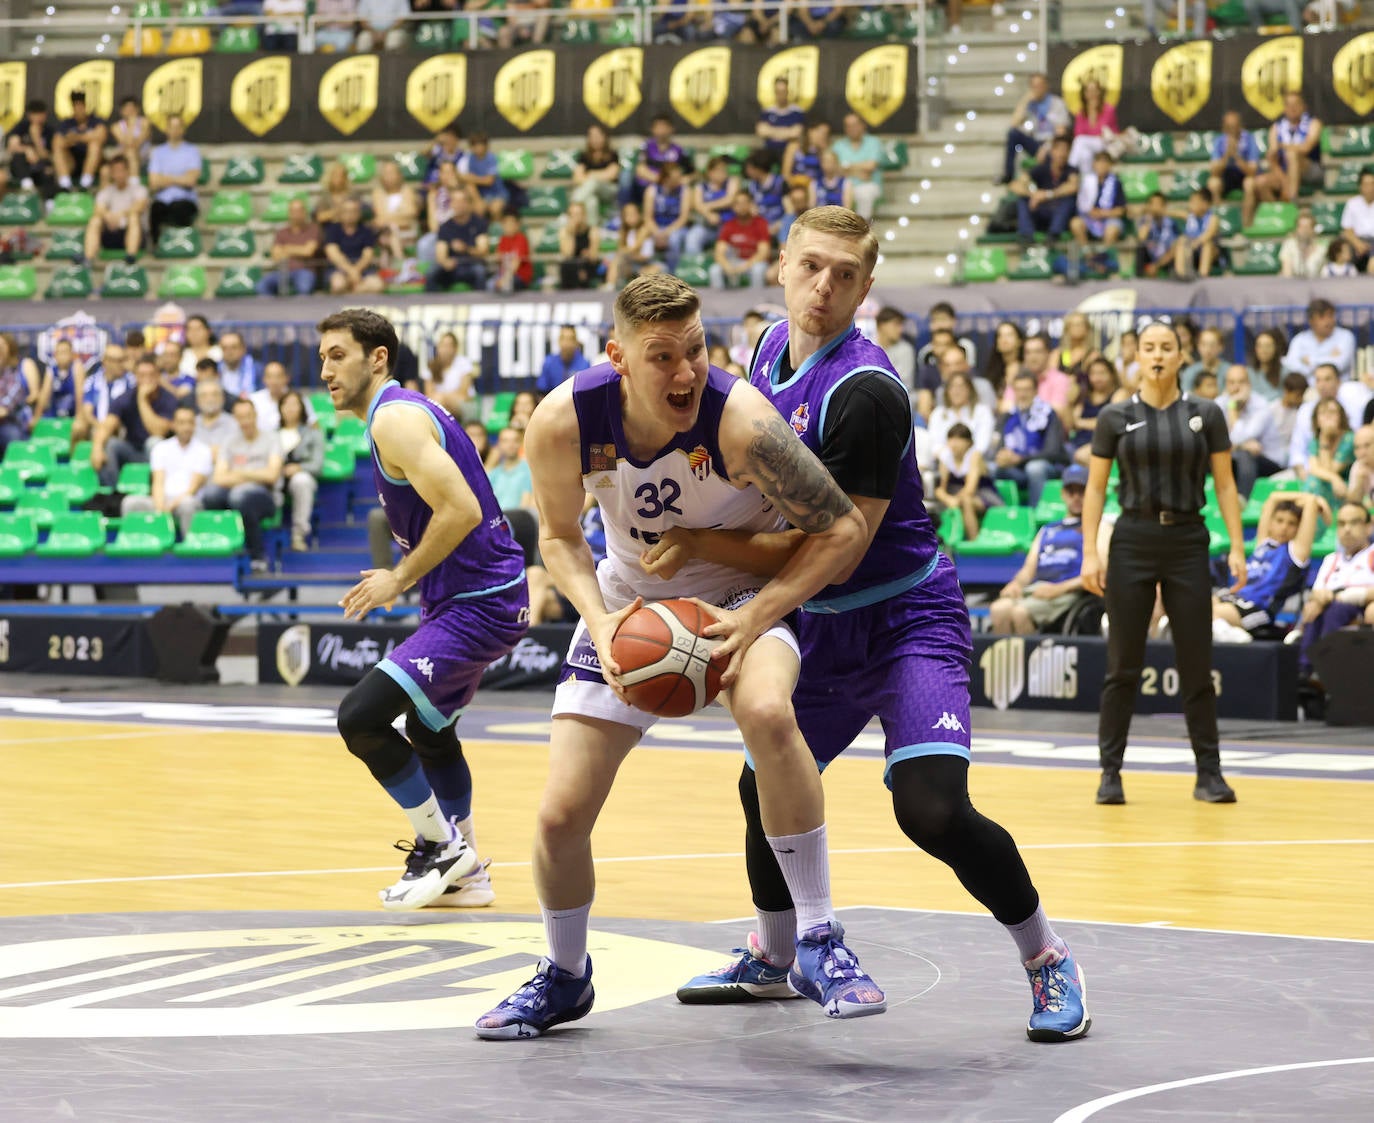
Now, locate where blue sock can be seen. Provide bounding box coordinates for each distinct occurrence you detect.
[421,753,472,824]
[380,756,448,842]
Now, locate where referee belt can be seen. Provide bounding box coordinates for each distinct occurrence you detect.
[1123,508,1204,526]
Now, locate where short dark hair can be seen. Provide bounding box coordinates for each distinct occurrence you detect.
[929,301,956,320]
[134,353,158,371]
[125,329,146,349]
[1338,500,1370,523]
[1148,191,1166,204]
[109,154,128,169]
[120,95,141,110]
[1193,369,1218,387]
[26,98,46,114]
[469,131,488,145]
[317,309,400,374]
[70,91,86,105]
[231,397,256,413]
[1191,188,1210,202]
[1282,371,1309,394]
[651,113,672,126]
[1273,500,1302,521]
[876,306,906,327]
[195,357,219,374]
[1308,297,1336,318]
[947,423,973,442]
[173,404,196,419]
[1013,370,1038,385]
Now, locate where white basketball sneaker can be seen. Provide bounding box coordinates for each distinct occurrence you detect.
[426,858,496,909]
[378,834,480,911]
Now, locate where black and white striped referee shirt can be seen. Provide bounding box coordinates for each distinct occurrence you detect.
[1091,393,1230,515]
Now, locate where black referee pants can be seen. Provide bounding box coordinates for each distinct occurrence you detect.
[1100,516,1221,775]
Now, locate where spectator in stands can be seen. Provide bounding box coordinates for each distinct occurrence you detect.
[1133,192,1178,278]
[1215,490,1323,644]
[1222,364,1284,497]
[934,422,1000,541]
[417,161,460,266]
[260,0,306,50]
[984,320,1024,402]
[277,389,322,552]
[1070,150,1125,254]
[1339,169,1374,273]
[782,119,830,189]
[422,331,475,419]
[487,426,534,512]
[499,0,552,47]
[0,336,35,453]
[1258,92,1324,207]
[110,96,151,180]
[1068,355,1124,466]
[736,0,781,44]
[1348,424,1374,507]
[158,343,193,399]
[371,160,422,283]
[1288,364,1350,465]
[194,378,237,457]
[120,403,211,537]
[1342,366,1374,428]
[570,124,620,227]
[6,99,55,199]
[990,463,1092,634]
[456,131,508,220]
[1245,0,1305,34]
[1300,398,1354,509]
[830,112,883,222]
[258,197,321,297]
[929,370,996,457]
[91,354,178,488]
[1012,135,1078,248]
[147,114,200,247]
[810,149,853,210]
[743,149,787,237]
[923,342,996,421]
[686,156,736,257]
[508,390,540,433]
[178,315,221,378]
[52,91,107,194]
[873,307,916,395]
[558,201,601,291]
[1057,312,1096,382]
[629,114,692,207]
[250,362,295,432]
[1296,502,1374,685]
[537,325,590,393]
[78,155,144,267]
[217,332,259,399]
[1008,332,1072,420]
[1000,73,1069,186]
[653,0,711,43]
[425,187,489,291]
[795,3,848,36]
[995,369,1068,505]
[1280,210,1327,279]
[1182,327,1226,393]
[912,328,954,416]
[1174,188,1220,280]
[1194,369,1222,400]
[756,77,805,155]
[35,338,84,422]
[1248,328,1287,400]
[1321,239,1359,279]
[494,211,533,292]
[1208,110,1260,228]
[644,161,691,273]
[325,197,384,295]
[1116,328,1139,388]
[1067,78,1120,176]
[315,162,356,228]
[1284,298,1356,381]
[203,397,283,571]
[423,124,463,187]
[313,0,357,52]
[1271,370,1309,463]
[604,200,656,290]
[355,0,410,49]
[73,341,130,443]
[710,188,771,290]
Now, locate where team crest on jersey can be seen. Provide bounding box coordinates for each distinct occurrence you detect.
[589,443,618,471]
[687,444,712,482]
[790,402,810,435]
[1189,415,1203,432]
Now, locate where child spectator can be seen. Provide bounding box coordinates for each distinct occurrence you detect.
[688,155,737,256]
[644,161,691,273]
[604,201,657,290]
[1320,238,1358,279]
[36,338,85,421]
[1134,192,1177,278]
[457,131,508,219]
[1174,189,1220,280]
[628,114,692,206]
[494,211,533,292]
[934,423,1002,542]
[743,149,787,237]
[811,149,852,210]
[110,96,151,179]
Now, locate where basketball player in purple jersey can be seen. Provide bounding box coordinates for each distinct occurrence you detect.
[318,309,529,912]
[476,274,885,1039]
[657,208,1090,1041]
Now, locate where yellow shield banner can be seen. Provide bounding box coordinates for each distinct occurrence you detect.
[406,55,467,135]
[318,55,379,137]
[231,56,291,138]
[56,61,115,120]
[669,47,730,130]
[1332,31,1374,118]
[0,63,26,137]
[757,46,819,112]
[583,48,643,130]
[143,58,204,132]
[1060,44,1123,114]
[494,50,555,132]
[845,45,908,128]
[1150,40,1213,125]
[1242,35,1303,120]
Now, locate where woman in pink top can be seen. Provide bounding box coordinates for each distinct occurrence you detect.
[1068,79,1120,174]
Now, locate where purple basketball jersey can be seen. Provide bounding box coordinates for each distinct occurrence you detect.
[367,380,525,611]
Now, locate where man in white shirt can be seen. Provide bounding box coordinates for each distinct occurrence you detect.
[218,331,259,399]
[1220,365,1283,497]
[1282,298,1357,382]
[1336,365,1374,430]
[1339,169,1374,273]
[82,154,146,265]
[120,404,212,536]
[194,378,238,457]
[1297,501,1374,679]
[250,361,313,432]
[1288,364,1355,469]
[355,0,410,51]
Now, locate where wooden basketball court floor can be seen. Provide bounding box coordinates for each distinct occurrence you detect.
[1,678,1372,1120]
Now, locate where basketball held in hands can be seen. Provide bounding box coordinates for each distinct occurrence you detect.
[610,598,724,718]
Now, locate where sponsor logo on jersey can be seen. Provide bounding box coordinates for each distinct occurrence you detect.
[595,475,616,489]
[589,443,618,471]
[687,444,712,482]
[790,402,810,435]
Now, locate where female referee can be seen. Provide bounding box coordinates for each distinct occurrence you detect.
[1080,321,1247,806]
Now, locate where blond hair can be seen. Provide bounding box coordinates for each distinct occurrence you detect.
[786,205,880,276]
[613,273,702,338]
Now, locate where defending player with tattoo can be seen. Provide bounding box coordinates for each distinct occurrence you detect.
[744,414,855,534]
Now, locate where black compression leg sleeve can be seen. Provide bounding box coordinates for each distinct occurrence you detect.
[739,763,796,914]
[404,713,472,823]
[889,754,1040,925]
[337,669,415,783]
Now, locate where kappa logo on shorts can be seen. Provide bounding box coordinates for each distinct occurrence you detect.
[789,402,810,435]
[931,711,966,734]
[409,656,435,682]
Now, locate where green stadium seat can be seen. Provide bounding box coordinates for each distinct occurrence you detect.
[1120,169,1161,204]
[309,390,336,415]
[45,230,84,261]
[30,416,73,455]
[332,415,368,457]
[559,19,597,45]
[1009,246,1053,281]
[599,232,618,254]
[482,391,517,434]
[43,463,99,505]
[449,16,483,46]
[1310,201,1343,236]
[173,510,245,556]
[115,462,151,497]
[180,0,213,15]
[0,264,37,299]
[1175,131,1216,162]
[1032,480,1067,526]
[155,226,202,259]
[542,148,579,180]
[955,507,1036,556]
[1166,168,1207,202]
[414,20,449,50]
[264,189,311,223]
[497,149,535,181]
[0,192,42,225]
[48,193,94,227]
[102,262,148,298]
[3,440,56,482]
[534,224,562,255]
[71,440,91,465]
[206,190,254,225]
[846,8,893,36]
[1325,125,1374,158]
[961,247,1006,283]
[16,489,70,529]
[0,466,23,506]
[220,155,265,186]
[879,141,909,172]
[1310,523,1337,561]
[1330,162,1371,195]
[216,25,259,52]
[160,264,207,299]
[279,153,324,184]
[994,479,1020,507]
[210,226,255,258]
[1205,511,1230,556]
[1124,132,1173,164]
[341,153,376,184]
[106,511,177,556]
[1241,477,1299,526]
[320,444,356,483]
[1216,203,1243,238]
[0,512,38,557]
[1243,202,1297,239]
[46,265,93,300]
[937,506,964,549]
[1233,241,1281,276]
[394,151,426,182]
[36,511,106,558]
[676,254,711,288]
[523,186,568,218]
[216,265,262,297]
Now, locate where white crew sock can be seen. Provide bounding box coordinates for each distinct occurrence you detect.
[756,908,797,966]
[542,901,592,976]
[765,824,834,935]
[1006,903,1069,966]
[453,814,478,853]
[403,793,453,844]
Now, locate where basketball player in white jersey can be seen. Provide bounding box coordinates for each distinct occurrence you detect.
[476,274,887,1038]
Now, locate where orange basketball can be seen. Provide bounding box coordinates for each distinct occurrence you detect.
[610,598,725,718]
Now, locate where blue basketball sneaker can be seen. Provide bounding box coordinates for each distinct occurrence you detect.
[474,956,594,1040]
[788,921,887,1019]
[1025,947,1091,1042]
[676,932,801,1004]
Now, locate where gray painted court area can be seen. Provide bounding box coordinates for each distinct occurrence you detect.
[0,907,1370,1122]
